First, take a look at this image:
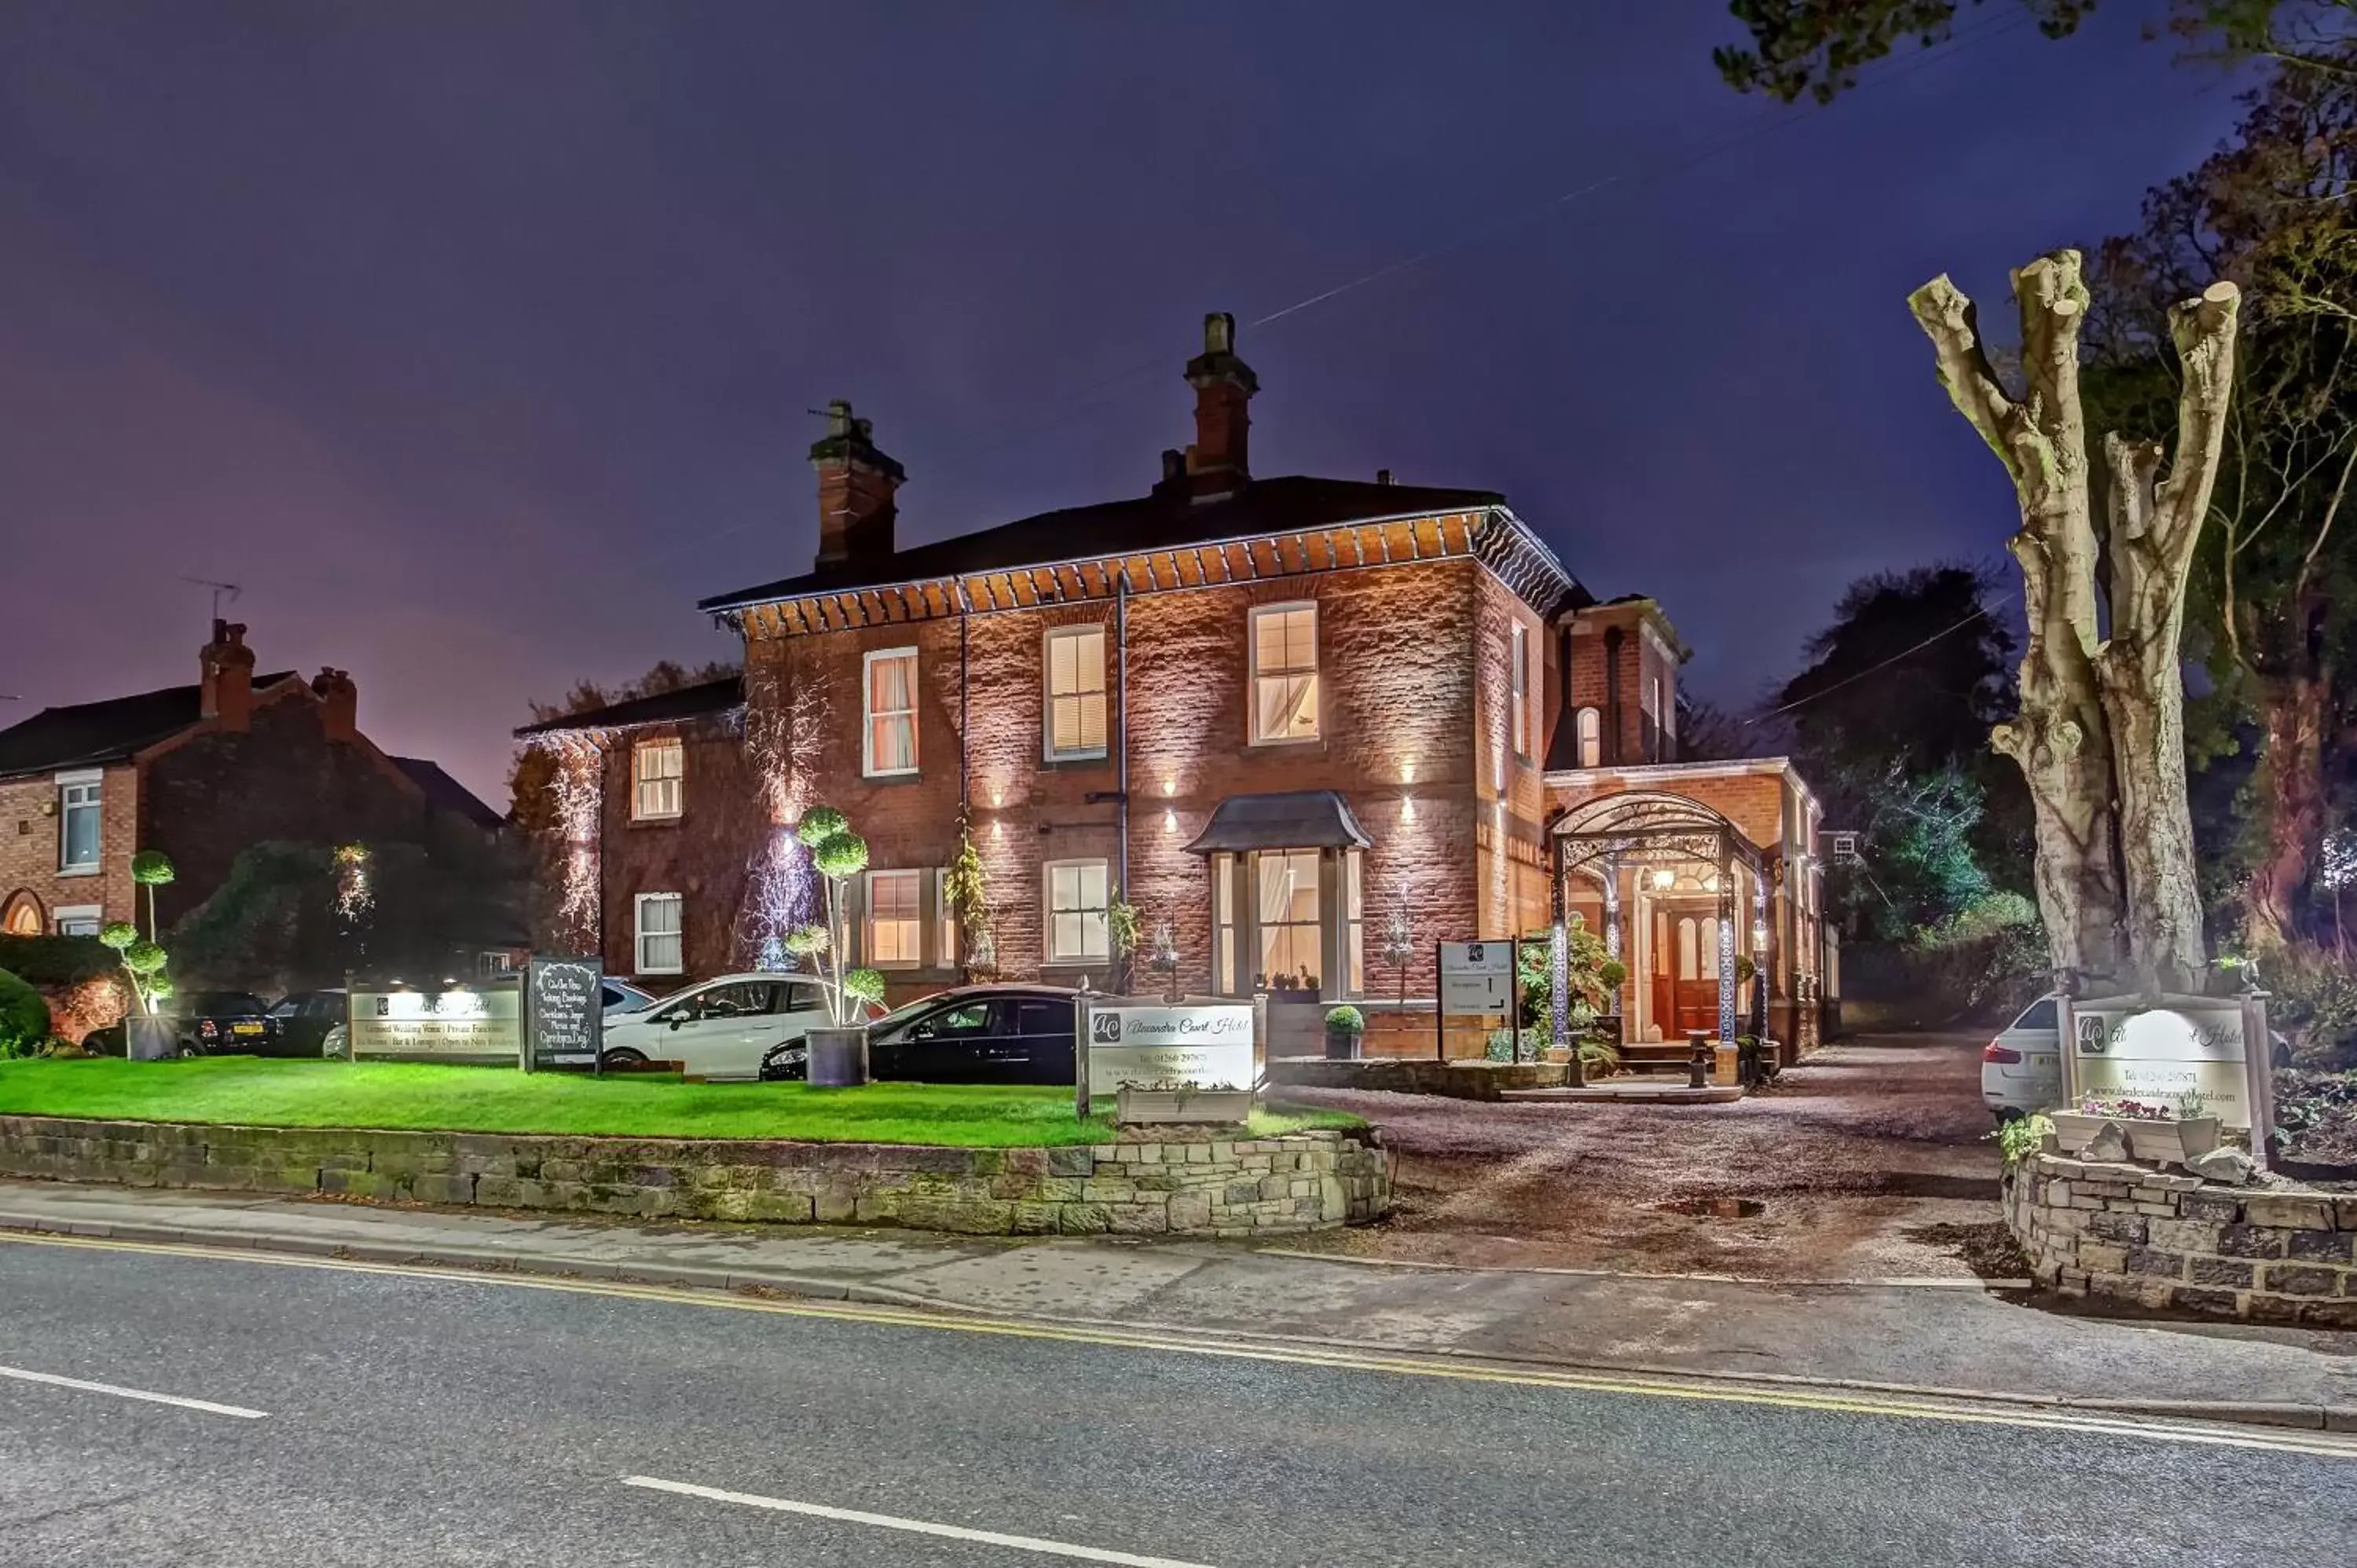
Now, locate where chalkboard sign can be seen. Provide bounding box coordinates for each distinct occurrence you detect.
[526,955,603,1070]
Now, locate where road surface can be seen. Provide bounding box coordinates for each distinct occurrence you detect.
[2,1233,2351,1566]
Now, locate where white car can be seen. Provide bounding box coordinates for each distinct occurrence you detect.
[1981,996,2062,1121]
[602,978,660,1018]
[597,973,836,1081]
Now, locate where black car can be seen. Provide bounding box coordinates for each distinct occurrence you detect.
[85,991,274,1057]
[760,984,1079,1085]
[266,989,349,1057]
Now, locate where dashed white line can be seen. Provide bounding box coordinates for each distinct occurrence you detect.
[0,1363,267,1420]
[621,1475,1219,1566]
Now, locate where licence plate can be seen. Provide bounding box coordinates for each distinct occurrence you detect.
[232,1021,263,1036]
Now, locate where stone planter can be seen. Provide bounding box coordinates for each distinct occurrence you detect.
[1322,1027,1362,1061]
[805,1025,870,1088]
[1116,1086,1252,1126]
[2051,1111,2221,1167]
[126,1017,178,1061]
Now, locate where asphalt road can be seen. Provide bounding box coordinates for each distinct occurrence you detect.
[2,1237,2352,1567]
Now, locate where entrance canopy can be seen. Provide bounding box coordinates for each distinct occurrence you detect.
[1182,789,1373,856]
[1550,790,1762,880]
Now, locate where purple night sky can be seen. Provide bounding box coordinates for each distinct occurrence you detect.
[0,2,2246,806]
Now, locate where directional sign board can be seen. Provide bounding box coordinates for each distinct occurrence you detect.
[1439,940,1514,1015]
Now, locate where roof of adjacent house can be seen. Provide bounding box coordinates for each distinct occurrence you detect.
[511,674,747,738]
[390,757,507,832]
[697,474,1526,613]
[0,673,299,781]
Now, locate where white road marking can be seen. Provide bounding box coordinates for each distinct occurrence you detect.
[622,1475,1219,1566]
[0,1363,267,1420]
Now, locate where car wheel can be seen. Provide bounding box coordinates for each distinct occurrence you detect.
[175,1044,204,1060]
[600,1047,650,1071]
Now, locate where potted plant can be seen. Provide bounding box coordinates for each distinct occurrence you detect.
[2051,1095,2222,1167]
[788,806,887,1087]
[1323,1004,1365,1060]
[98,921,175,1060]
[1116,1078,1252,1126]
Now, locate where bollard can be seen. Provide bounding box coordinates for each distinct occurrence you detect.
[1687,1030,1710,1090]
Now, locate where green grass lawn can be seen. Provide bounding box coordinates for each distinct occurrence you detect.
[0,1057,1360,1148]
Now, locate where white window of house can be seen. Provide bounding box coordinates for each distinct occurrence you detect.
[1677,916,1698,981]
[1213,852,1237,994]
[1346,849,1365,996]
[54,904,101,938]
[1044,859,1110,965]
[1576,707,1601,768]
[634,892,684,975]
[863,648,918,776]
[866,870,923,968]
[1044,625,1108,760]
[1256,848,1321,983]
[632,738,683,820]
[57,772,101,874]
[1510,623,1530,757]
[1249,603,1319,743]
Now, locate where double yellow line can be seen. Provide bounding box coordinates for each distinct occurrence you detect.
[7,1229,2354,1461]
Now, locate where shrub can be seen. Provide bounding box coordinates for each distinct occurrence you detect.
[1325,1005,1365,1035]
[1886,891,2049,1023]
[0,933,119,988]
[2260,947,2357,1070]
[0,968,51,1056]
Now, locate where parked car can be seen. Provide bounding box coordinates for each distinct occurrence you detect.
[1981,995,2291,1121]
[599,973,849,1080]
[603,978,659,1017]
[266,989,347,1057]
[85,991,274,1057]
[759,984,1080,1086]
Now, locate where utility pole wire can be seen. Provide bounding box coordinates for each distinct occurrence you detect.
[1745,608,1992,725]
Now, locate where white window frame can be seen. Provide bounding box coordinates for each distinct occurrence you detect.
[56,769,102,877]
[864,869,925,970]
[632,737,684,821]
[1043,624,1109,761]
[863,647,920,779]
[53,903,101,937]
[1042,857,1111,966]
[1248,601,1320,746]
[1510,622,1530,758]
[633,892,684,976]
[1576,706,1602,768]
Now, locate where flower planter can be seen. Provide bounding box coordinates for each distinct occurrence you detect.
[805,1025,871,1088]
[1323,1027,1362,1061]
[1266,987,1319,1005]
[2051,1111,2222,1167]
[1115,1086,1252,1126]
[126,1017,177,1061]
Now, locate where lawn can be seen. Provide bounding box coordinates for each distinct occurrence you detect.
[0,1057,1361,1148]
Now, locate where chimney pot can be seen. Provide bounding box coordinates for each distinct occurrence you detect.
[200,621,257,731]
[809,399,905,570]
[1376,468,1392,486]
[312,666,358,743]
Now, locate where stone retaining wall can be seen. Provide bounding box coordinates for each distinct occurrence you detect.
[0,1116,1389,1237]
[1265,1057,1567,1099]
[2004,1150,2356,1326]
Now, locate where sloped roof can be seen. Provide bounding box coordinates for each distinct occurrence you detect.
[0,674,299,781]
[697,474,1518,613]
[511,674,746,738]
[390,757,506,831]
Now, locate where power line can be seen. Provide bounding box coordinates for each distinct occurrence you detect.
[1747,608,1992,724]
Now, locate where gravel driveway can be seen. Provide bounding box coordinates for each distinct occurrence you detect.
[1277,1031,2013,1281]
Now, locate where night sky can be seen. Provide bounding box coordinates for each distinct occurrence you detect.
[0,2,2249,806]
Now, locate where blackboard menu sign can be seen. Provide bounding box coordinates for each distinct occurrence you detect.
[526,955,603,1070]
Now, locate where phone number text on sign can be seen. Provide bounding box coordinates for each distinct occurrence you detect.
[1085,1003,1255,1095]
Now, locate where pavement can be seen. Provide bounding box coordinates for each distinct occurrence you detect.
[5,1177,2355,1431]
[3,1236,2355,1566]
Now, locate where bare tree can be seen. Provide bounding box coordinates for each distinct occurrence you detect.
[1910,251,2241,992]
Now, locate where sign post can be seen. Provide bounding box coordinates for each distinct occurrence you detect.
[1437,940,1514,1064]
[524,955,603,1072]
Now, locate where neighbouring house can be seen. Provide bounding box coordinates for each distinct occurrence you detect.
[516,315,1828,1053]
[0,622,504,946]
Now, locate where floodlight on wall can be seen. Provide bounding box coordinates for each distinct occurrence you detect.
[1651,869,1674,890]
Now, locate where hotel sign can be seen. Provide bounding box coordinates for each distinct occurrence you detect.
[1439,941,1514,1016]
[2062,993,2275,1140]
[1081,1001,1257,1100]
[347,977,522,1064]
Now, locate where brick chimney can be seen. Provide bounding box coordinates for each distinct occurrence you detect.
[811,399,905,570]
[311,668,357,743]
[1183,312,1258,500]
[199,620,255,732]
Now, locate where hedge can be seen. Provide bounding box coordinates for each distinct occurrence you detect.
[0,934,118,989]
[0,967,50,1053]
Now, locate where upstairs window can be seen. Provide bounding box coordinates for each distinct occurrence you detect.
[57,773,101,874]
[1576,707,1601,768]
[864,649,918,777]
[1249,603,1318,743]
[1044,625,1108,760]
[1510,623,1530,757]
[866,870,923,968]
[634,892,684,975]
[632,738,683,820]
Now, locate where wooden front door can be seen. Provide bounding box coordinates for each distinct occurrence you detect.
[1669,910,1721,1036]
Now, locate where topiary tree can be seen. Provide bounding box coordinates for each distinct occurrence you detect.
[130,850,175,941]
[789,807,885,1027]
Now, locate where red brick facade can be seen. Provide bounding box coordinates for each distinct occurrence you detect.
[0,765,136,937]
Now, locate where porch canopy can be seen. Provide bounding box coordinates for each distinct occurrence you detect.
[1548,791,1769,1050]
[1182,789,1372,855]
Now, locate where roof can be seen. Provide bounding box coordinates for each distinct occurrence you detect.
[697,474,1516,613]
[0,673,298,781]
[1182,789,1373,855]
[390,757,506,832]
[512,675,746,738]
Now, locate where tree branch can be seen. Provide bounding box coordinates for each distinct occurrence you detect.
[1908,274,2026,485]
[2153,280,2243,567]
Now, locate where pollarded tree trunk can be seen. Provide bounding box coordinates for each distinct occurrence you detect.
[1911,251,2239,995]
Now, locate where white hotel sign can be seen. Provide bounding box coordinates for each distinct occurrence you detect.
[1082,1002,1257,1099]
[2065,995,2270,1134]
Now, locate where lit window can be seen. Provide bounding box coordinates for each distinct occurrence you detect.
[634,892,684,975]
[1576,707,1601,768]
[1249,603,1318,743]
[863,648,918,777]
[1044,625,1108,760]
[1213,852,1237,994]
[57,773,101,873]
[2,896,40,936]
[1044,859,1110,964]
[632,738,683,820]
[1346,849,1365,996]
[1510,623,1530,757]
[866,870,922,968]
[1255,848,1321,983]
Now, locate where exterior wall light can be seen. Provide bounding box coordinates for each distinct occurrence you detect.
[1401,797,1417,823]
[1164,808,1178,834]
[1651,869,1674,890]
